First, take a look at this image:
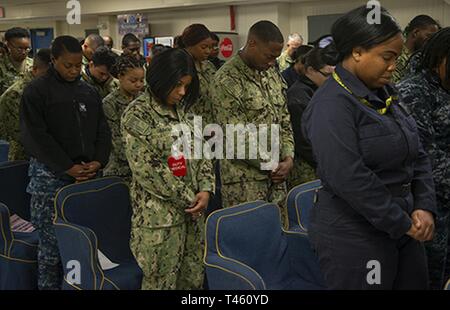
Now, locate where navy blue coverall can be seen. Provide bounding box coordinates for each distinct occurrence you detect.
[302,64,437,290]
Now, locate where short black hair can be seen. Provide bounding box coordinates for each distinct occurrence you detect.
[91,46,118,71]
[5,27,30,42]
[34,48,51,67]
[122,33,140,47]
[51,35,82,59]
[419,27,450,81]
[331,5,401,62]
[248,20,284,44]
[404,15,440,37]
[292,45,313,63]
[147,48,199,107]
[173,35,182,48]
[211,32,220,42]
[303,47,331,71]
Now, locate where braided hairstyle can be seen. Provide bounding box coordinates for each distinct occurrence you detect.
[419,27,450,81]
[111,54,143,79]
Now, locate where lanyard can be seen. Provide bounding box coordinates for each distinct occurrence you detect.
[332,71,397,115]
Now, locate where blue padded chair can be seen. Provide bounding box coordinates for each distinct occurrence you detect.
[0,160,32,221]
[53,176,143,290]
[0,140,9,162]
[0,203,38,290]
[0,160,38,290]
[204,201,326,290]
[286,180,322,232]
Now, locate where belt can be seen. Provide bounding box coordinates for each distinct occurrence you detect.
[386,183,411,197]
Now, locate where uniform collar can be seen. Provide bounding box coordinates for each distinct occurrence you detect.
[147,88,181,121]
[115,88,136,105]
[281,50,294,64]
[23,70,34,82]
[196,60,216,74]
[195,60,205,72]
[82,65,113,88]
[402,44,412,57]
[298,74,318,91]
[3,54,28,73]
[233,53,270,84]
[335,64,394,109]
[82,54,90,66]
[48,65,81,84]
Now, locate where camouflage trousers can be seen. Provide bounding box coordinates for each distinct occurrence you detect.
[221,180,288,229]
[27,158,72,290]
[425,206,450,290]
[130,219,205,290]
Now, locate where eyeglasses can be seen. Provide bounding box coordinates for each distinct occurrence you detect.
[8,43,31,53]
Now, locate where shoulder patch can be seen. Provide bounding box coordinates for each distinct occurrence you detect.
[123,114,151,136]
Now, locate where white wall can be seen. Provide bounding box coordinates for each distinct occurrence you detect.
[0,16,99,40]
[290,0,450,43]
[0,0,449,50]
[146,6,230,36]
[145,3,290,47]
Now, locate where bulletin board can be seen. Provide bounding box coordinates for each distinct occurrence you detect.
[118,14,149,37]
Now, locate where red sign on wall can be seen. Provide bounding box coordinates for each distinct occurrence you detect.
[0,7,4,18]
[220,37,233,59]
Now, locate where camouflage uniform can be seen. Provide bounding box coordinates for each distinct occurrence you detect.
[405,51,422,78]
[81,65,119,99]
[397,70,450,290]
[0,54,33,95]
[102,88,139,184]
[121,90,215,290]
[277,50,294,72]
[211,54,295,225]
[27,158,73,290]
[0,71,33,160]
[184,60,221,215]
[184,60,216,125]
[392,45,411,84]
[82,55,90,67]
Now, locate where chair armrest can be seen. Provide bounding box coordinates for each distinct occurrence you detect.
[0,203,13,256]
[9,231,38,261]
[204,255,266,290]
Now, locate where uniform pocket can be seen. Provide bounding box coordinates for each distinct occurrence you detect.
[358,122,402,168]
[358,122,390,139]
[242,92,268,123]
